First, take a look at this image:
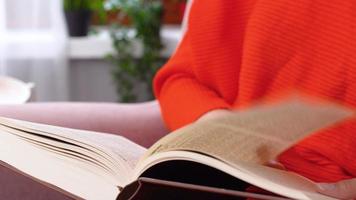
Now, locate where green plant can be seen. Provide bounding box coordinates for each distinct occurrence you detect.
[107,0,164,102]
[63,0,102,10]
[63,0,107,21]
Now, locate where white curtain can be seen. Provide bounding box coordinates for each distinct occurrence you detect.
[0,0,69,101]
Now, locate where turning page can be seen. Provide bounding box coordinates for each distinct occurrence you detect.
[144,99,352,165]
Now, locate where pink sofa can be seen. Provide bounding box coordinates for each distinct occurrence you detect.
[0,101,169,199]
[0,101,169,147]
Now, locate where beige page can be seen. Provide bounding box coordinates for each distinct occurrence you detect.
[143,99,353,167]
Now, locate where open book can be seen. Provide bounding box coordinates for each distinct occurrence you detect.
[0,99,353,200]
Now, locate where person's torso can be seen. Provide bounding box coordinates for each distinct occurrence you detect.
[188,0,356,108]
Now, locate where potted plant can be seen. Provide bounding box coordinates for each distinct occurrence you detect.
[106,0,164,102]
[63,0,106,37]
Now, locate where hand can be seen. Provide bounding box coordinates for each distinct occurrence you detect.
[197,109,231,122]
[317,179,356,199]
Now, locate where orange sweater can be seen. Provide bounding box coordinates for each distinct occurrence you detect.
[154,0,355,182]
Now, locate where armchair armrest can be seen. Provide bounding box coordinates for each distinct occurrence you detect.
[0,101,169,148]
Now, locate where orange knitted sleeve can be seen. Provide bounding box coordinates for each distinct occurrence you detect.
[153,31,230,131]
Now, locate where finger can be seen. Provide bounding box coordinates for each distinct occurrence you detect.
[266,160,286,170]
[317,179,356,199]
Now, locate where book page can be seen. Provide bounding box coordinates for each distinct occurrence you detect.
[143,99,353,166]
[0,118,146,185]
[0,129,119,200]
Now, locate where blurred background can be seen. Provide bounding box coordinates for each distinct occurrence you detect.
[0,0,186,103]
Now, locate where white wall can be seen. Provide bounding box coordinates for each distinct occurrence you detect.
[69,59,117,102]
[69,59,153,102]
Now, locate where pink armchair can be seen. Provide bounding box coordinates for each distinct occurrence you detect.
[0,101,169,147]
[0,101,169,200]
